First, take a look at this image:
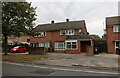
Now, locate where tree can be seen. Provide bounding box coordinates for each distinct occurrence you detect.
[2,2,37,55]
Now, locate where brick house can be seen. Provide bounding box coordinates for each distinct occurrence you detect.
[30,19,94,54]
[8,35,30,45]
[106,16,120,54]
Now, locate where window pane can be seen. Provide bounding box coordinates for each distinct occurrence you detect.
[66,42,77,49]
[67,45,71,49]
[119,26,120,32]
[67,42,71,45]
[40,43,44,47]
[116,41,120,47]
[72,42,76,45]
[114,25,120,32]
[72,45,76,49]
[55,42,64,49]
[60,30,65,35]
[45,43,48,48]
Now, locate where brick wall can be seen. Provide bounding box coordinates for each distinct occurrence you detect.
[28,47,46,55]
[106,26,120,53]
[86,45,94,56]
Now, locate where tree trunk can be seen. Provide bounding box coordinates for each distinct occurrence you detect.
[4,35,8,55]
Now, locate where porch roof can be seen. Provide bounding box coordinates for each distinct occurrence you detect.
[67,34,92,41]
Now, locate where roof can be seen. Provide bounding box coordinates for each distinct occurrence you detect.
[106,16,120,27]
[67,34,92,41]
[34,20,85,32]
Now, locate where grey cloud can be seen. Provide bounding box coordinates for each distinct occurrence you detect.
[31,2,118,37]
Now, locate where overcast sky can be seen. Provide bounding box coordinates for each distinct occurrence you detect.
[27,0,119,37]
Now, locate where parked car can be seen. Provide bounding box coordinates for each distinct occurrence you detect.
[10,46,27,53]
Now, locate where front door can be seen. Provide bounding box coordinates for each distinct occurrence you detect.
[115,41,120,54]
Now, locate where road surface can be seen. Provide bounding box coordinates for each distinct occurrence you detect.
[2,62,119,77]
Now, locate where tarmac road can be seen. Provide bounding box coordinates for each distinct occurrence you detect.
[2,62,119,77]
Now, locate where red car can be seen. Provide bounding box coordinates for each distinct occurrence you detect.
[10,46,27,53]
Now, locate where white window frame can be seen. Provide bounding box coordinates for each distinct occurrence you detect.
[39,42,50,48]
[32,43,37,47]
[55,42,65,50]
[79,29,82,33]
[65,40,77,50]
[60,30,66,35]
[115,40,120,48]
[113,25,120,32]
[34,32,46,37]
[60,29,74,35]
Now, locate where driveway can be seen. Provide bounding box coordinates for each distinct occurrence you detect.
[34,53,119,70]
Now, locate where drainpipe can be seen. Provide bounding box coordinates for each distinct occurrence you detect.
[90,39,93,46]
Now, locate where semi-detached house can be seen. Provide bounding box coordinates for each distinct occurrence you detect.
[106,16,120,54]
[30,19,94,54]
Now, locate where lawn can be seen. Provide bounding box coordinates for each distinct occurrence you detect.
[2,54,47,63]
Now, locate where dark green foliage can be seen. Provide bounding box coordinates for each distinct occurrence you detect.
[2,2,37,55]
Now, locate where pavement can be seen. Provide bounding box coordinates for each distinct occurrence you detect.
[33,53,119,71]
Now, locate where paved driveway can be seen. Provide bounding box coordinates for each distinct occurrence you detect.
[34,53,119,69]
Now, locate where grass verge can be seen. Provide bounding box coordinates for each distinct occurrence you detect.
[2,54,47,63]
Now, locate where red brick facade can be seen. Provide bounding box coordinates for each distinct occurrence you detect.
[106,16,120,54]
[30,20,94,54]
[106,27,120,53]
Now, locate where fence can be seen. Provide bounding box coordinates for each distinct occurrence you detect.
[28,47,46,55]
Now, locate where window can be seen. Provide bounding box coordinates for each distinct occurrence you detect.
[39,43,45,47]
[79,29,82,33]
[31,43,37,47]
[60,30,74,35]
[115,41,120,48]
[65,41,77,49]
[39,42,50,48]
[55,42,65,50]
[60,30,66,35]
[34,32,46,37]
[113,25,120,32]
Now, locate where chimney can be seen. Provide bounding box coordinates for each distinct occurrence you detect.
[66,18,69,22]
[51,20,54,24]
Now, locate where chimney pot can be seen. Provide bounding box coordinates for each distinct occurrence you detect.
[51,20,54,24]
[66,19,69,22]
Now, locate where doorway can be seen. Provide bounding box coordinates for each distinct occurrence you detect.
[81,41,91,52]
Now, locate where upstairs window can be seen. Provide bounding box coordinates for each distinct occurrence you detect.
[34,32,46,37]
[79,29,82,33]
[60,30,74,35]
[113,25,120,32]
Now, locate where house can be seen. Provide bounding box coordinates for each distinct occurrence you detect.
[30,19,94,55]
[106,16,120,54]
[8,35,30,45]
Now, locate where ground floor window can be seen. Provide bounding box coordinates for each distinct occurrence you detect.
[66,41,77,49]
[31,43,37,47]
[55,42,65,50]
[115,41,120,48]
[55,40,77,50]
[39,42,50,48]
